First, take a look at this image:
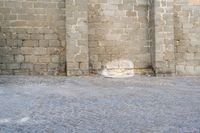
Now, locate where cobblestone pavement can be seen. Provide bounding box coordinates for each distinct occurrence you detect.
[0,76,200,133]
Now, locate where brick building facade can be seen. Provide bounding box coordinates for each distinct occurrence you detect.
[0,0,200,76]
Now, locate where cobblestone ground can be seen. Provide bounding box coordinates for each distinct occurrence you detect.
[0,76,200,133]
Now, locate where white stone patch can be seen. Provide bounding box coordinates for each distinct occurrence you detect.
[0,118,10,124]
[18,117,30,123]
[102,59,134,78]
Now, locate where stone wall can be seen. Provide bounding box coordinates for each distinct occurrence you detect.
[149,0,155,72]
[154,0,176,76]
[66,0,89,76]
[0,0,200,76]
[0,0,66,75]
[88,0,152,74]
[174,0,200,76]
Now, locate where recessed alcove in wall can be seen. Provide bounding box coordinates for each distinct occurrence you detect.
[88,0,152,75]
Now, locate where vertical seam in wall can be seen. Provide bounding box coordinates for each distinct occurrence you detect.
[87,1,90,74]
[65,0,68,76]
[148,0,153,72]
[150,0,155,74]
[153,0,156,74]
[153,0,157,74]
[173,0,177,75]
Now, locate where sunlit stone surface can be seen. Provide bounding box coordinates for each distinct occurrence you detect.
[102,60,134,78]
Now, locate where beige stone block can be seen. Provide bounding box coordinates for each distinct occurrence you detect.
[39,56,51,63]
[25,55,38,63]
[23,40,38,47]
[33,48,47,55]
[7,63,20,69]
[15,55,24,63]
[31,34,44,40]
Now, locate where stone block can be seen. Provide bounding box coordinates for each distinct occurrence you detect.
[49,40,60,47]
[39,56,51,63]
[39,40,49,47]
[7,63,20,69]
[33,48,47,55]
[44,34,58,40]
[23,40,38,47]
[17,34,30,39]
[51,55,60,63]
[0,39,6,46]
[31,34,44,40]
[21,47,34,55]
[25,55,38,63]
[34,64,47,71]
[21,63,34,70]
[15,55,24,63]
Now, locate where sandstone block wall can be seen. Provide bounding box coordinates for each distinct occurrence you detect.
[66,0,89,76]
[0,0,66,75]
[88,0,152,74]
[153,0,200,76]
[0,0,200,76]
[154,0,176,76]
[174,0,200,76]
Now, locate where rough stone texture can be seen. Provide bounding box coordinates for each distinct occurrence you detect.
[153,0,200,76]
[66,0,89,76]
[174,0,200,76]
[88,0,152,74]
[0,75,200,132]
[0,0,200,76]
[154,0,176,76]
[0,0,66,75]
[101,59,134,78]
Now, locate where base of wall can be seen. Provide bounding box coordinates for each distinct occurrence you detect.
[67,70,89,76]
[89,68,154,77]
[134,68,154,76]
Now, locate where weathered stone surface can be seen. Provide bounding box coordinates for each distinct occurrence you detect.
[88,0,151,75]
[102,59,134,78]
[174,0,200,76]
[0,0,199,76]
[0,0,66,75]
[66,0,89,76]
